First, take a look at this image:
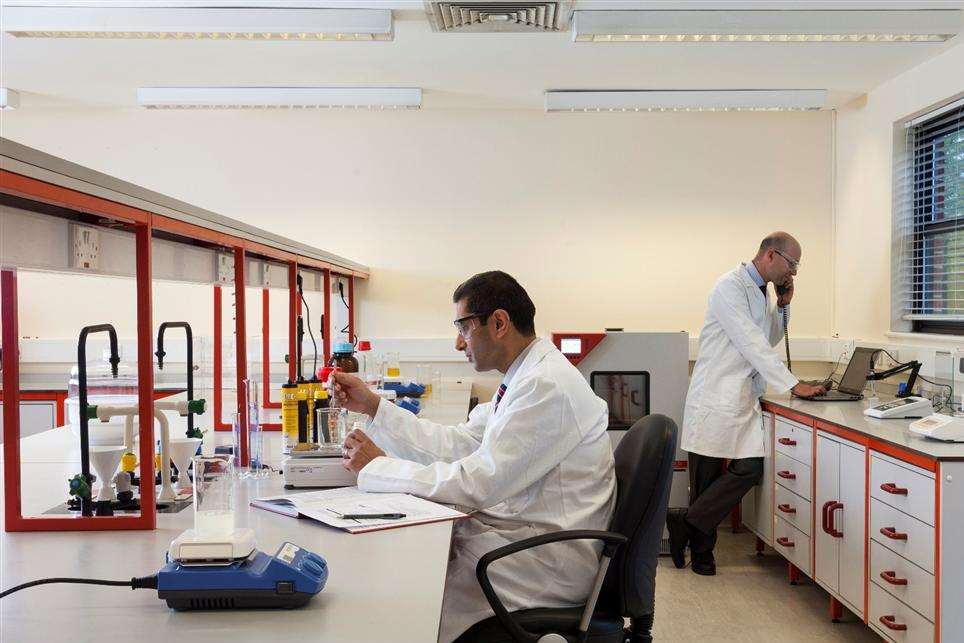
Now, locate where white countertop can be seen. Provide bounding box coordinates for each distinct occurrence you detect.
[762,393,964,461]
[1,382,475,642]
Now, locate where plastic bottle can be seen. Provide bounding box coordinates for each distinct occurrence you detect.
[357,340,380,387]
[281,381,299,454]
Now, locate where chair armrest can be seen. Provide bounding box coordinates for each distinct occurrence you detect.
[475,529,627,643]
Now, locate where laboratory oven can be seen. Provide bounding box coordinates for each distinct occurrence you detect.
[551,331,690,513]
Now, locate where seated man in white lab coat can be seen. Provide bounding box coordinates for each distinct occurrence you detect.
[668,232,826,577]
[332,270,616,643]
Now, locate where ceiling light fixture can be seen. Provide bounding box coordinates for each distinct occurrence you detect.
[136,87,422,110]
[3,6,393,41]
[545,90,828,113]
[572,10,960,43]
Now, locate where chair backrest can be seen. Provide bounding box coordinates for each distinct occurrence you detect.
[597,413,678,619]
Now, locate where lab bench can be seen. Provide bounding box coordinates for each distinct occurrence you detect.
[742,394,964,643]
[0,384,472,642]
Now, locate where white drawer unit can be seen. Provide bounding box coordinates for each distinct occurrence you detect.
[775,451,811,500]
[0,400,56,438]
[870,540,935,622]
[741,412,774,545]
[774,483,811,536]
[871,454,936,527]
[870,498,935,574]
[774,514,811,576]
[775,416,812,465]
[869,582,935,643]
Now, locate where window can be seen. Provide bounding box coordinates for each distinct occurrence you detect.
[895,99,964,334]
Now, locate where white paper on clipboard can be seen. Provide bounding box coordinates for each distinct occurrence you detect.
[251,486,467,534]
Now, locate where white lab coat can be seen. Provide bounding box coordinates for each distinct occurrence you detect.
[681,264,799,460]
[357,338,616,643]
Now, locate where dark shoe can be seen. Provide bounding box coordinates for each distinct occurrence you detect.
[691,551,716,576]
[666,508,689,569]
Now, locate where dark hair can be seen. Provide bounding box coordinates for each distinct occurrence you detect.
[453,271,536,336]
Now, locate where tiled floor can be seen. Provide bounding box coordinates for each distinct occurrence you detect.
[652,529,880,642]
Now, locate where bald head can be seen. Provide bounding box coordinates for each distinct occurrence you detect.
[755,232,801,260]
[752,231,801,287]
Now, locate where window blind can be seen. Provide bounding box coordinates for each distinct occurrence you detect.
[894,98,964,330]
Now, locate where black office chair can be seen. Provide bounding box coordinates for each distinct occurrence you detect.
[455,414,678,643]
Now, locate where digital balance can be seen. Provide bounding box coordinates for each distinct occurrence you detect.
[863,396,935,419]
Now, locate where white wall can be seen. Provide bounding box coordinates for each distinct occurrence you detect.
[834,40,964,344]
[3,107,833,343]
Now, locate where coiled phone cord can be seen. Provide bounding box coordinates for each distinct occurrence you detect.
[783,307,791,371]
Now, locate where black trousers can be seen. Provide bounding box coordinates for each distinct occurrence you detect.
[686,453,764,554]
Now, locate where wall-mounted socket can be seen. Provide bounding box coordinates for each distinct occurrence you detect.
[70,224,100,271]
[216,253,234,284]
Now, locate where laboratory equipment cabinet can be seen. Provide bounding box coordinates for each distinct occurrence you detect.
[814,431,865,620]
[755,400,964,643]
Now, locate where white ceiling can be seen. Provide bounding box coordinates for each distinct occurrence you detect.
[2,1,963,111]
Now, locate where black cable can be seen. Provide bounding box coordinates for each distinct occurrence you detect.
[1,575,157,599]
[301,293,318,375]
[338,282,350,334]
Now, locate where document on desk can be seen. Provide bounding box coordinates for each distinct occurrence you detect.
[251,486,468,534]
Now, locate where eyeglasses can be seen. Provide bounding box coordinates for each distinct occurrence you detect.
[773,248,800,271]
[454,312,490,339]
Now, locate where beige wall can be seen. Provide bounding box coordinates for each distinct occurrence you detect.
[834,41,964,344]
[4,107,833,340]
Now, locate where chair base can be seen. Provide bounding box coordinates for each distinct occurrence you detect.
[454,607,626,643]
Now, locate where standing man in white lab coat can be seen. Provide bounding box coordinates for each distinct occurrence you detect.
[667,232,826,576]
[332,271,616,643]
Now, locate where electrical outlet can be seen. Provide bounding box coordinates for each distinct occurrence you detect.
[216,253,234,283]
[70,225,100,270]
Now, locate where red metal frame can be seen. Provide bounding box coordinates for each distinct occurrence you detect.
[213,285,231,431]
[1,169,366,531]
[1,226,158,531]
[261,288,280,410]
[348,274,355,341]
[323,269,332,364]
[234,248,249,467]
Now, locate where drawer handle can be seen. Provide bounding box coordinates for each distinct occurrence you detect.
[777,503,796,514]
[776,536,795,548]
[778,437,797,446]
[827,501,843,538]
[777,470,797,480]
[880,526,908,541]
[878,615,908,632]
[880,570,908,586]
[880,482,909,496]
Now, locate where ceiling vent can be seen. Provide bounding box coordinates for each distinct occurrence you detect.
[426,2,573,33]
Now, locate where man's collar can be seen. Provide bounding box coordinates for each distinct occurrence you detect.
[745,261,766,288]
[501,338,539,388]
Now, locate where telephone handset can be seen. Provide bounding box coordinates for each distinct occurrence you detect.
[776,282,792,370]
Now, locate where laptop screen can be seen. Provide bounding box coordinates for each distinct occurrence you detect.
[837,347,878,394]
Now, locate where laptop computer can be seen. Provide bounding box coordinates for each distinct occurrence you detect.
[795,347,878,402]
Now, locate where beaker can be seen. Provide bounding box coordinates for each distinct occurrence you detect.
[316,407,348,446]
[385,352,401,379]
[193,455,235,537]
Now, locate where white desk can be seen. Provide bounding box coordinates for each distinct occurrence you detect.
[1,383,475,643]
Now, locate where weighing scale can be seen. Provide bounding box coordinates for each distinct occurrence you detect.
[283,444,358,489]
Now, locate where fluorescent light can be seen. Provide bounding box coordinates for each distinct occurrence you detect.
[137,87,422,110]
[545,90,828,113]
[1,88,21,110]
[573,10,960,43]
[3,7,393,41]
